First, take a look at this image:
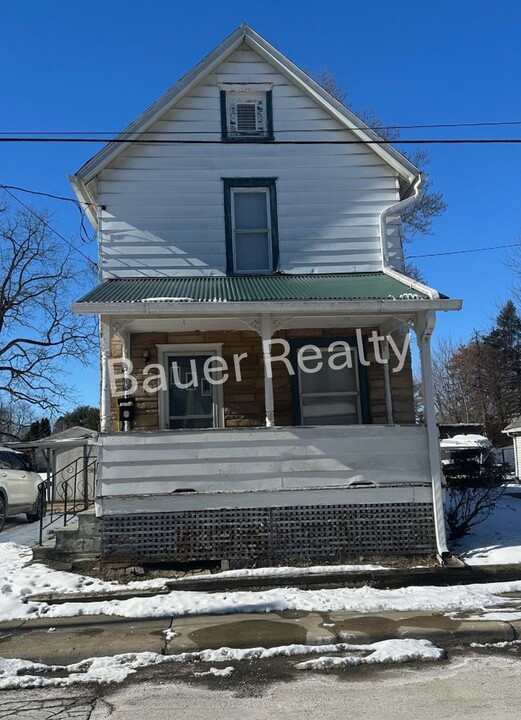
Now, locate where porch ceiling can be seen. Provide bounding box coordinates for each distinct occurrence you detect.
[75,272,433,305]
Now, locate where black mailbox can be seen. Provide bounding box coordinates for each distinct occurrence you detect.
[117,396,135,424]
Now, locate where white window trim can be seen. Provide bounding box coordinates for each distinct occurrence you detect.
[230,187,272,274]
[218,83,273,92]
[156,343,224,431]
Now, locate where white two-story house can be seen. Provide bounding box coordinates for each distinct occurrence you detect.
[71,25,461,566]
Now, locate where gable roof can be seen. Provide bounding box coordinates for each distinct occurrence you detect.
[70,24,420,214]
[504,417,521,434]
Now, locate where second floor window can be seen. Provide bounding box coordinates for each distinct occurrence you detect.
[223,178,279,275]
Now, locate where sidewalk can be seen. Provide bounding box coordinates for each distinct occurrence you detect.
[1,609,519,666]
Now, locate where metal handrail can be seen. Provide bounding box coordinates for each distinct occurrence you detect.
[38,457,97,545]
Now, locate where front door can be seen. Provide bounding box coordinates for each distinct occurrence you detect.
[166,355,217,429]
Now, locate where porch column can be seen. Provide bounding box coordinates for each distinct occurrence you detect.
[382,339,394,424]
[415,310,449,558]
[260,313,275,427]
[99,316,113,433]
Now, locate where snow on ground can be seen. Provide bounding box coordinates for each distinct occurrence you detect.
[0,514,58,549]
[454,490,521,565]
[36,579,521,621]
[216,563,389,579]
[1,538,521,623]
[294,639,446,670]
[0,489,521,625]
[0,639,445,689]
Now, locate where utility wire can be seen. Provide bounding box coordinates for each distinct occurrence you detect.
[0,183,99,207]
[1,137,521,145]
[1,186,97,267]
[408,242,521,259]
[3,119,521,134]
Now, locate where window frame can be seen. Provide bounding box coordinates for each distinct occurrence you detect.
[289,336,371,426]
[220,89,274,142]
[223,177,279,275]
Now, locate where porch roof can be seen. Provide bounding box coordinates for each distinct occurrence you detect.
[76,272,437,305]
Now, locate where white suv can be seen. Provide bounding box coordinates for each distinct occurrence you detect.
[0,447,46,531]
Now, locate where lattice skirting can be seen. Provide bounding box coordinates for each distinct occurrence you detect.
[100,502,437,564]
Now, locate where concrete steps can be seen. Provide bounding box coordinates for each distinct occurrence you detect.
[33,509,101,563]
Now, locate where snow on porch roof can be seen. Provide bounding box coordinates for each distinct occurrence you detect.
[75,272,436,305]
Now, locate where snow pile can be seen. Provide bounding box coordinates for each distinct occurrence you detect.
[0,652,167,689]
[194,666,235,678]
[295,639,446,670]
[215,563,389,579]
[0,639,444,689]
[441,434,492,448]
[36,578,521,622]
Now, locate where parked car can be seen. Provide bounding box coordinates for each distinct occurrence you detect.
[0,447,46,531]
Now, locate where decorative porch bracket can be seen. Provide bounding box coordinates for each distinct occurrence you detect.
[414,309,449,558]
[238,314,295,427]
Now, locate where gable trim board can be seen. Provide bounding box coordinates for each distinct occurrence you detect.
[69,24,420,213]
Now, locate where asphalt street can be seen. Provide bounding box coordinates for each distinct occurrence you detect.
[0,650,519,719]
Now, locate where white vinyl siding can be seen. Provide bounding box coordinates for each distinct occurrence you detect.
[96,44,403,278]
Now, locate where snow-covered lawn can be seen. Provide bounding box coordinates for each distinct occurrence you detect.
[1,539,521,624]
[454,488,521,565]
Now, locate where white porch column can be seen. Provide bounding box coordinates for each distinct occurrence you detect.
[260,313,275,427]
[415,310,449,558]
[382,339,394,424]
[99,316,113,433]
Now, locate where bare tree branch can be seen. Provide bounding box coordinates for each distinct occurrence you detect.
[0,199,97,415]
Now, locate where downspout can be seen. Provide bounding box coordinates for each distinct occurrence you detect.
[379,173,424,270]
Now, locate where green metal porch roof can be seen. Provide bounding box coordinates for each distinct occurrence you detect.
[76,273,433,305]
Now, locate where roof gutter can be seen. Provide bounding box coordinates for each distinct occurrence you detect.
[72,298,462,316]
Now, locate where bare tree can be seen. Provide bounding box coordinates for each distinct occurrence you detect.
[309,68,446,274]
[0,400,34,441]
[445,485,504,540]
[0,200,97,414]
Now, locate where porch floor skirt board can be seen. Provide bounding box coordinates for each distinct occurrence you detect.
[99,503,436,564]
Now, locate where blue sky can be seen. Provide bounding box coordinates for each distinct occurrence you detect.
[1,0,520,410]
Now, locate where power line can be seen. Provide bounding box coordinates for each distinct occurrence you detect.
[1,186,97,267]
[408,242,521,259]
[3,119,521,134]
[0,183,100,207]
[1,137,521,145]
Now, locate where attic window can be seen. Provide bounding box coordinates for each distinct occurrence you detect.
[220,88,273,141]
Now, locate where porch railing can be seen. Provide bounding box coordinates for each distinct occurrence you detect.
[38,456,98,545]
